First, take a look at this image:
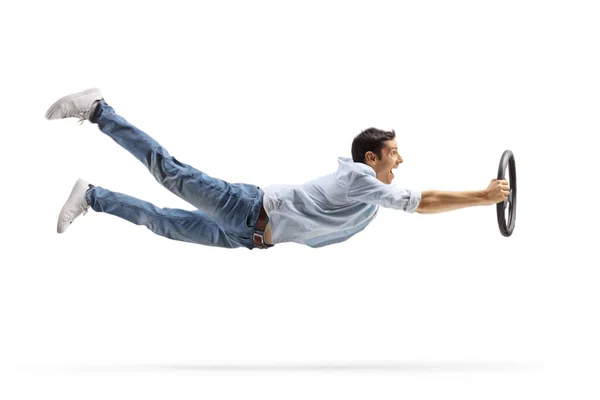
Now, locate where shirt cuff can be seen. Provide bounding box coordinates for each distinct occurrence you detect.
[405,190,422,213]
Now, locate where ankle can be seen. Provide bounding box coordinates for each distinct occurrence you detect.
[88,100,103,123]
[85,184,95,206]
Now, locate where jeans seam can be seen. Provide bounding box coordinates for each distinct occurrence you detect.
[103,109,255,224]
[96,196,223,226]
[163,155,260,231]
[102,108,230,199]
[163,152,229,197]
[163,156,257,222]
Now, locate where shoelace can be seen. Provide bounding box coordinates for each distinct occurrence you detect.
[64,109,88,124]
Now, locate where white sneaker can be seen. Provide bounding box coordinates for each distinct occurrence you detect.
[45,88,103,122]
[57,179,93,234]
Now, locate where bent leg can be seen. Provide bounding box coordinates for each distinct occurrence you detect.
[90,101,260,234]
[85,186,247,249]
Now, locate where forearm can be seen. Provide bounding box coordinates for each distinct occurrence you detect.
[415,190,491,214]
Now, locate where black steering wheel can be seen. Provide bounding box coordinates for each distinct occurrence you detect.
[496,150,517,237]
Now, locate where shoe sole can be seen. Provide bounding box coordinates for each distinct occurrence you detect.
[45,88,101,120]
[57,179,91,233]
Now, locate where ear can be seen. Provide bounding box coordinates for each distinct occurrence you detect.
[365,151,377,165]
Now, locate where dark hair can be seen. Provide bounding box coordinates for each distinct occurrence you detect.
[351,127,396,164]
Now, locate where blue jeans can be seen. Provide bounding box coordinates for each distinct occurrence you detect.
[85,100,273,250]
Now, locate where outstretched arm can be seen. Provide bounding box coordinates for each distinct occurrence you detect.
[415,179,509,214]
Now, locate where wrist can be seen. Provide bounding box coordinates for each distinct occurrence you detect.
[479,190,493,205]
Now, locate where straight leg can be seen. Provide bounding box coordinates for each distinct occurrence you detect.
[90,100,263,238]
[85,186,252,249]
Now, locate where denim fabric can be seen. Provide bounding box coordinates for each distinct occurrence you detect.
[85,100,273,250]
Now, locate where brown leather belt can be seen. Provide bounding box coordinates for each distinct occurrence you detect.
[252,204,270,249]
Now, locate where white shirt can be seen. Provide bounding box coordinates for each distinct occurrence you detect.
[262,157,421,247]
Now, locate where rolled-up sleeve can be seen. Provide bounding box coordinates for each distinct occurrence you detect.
[348,173,421,212]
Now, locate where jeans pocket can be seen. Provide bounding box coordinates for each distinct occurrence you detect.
[244,202,258,230]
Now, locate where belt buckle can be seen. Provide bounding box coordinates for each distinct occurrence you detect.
[253,232,265,248]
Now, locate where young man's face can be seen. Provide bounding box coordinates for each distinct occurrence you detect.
[365,140,403,184]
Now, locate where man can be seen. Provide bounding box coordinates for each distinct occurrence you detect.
[46,88,509,250]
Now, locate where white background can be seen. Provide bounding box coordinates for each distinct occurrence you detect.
[1,0,599,399]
